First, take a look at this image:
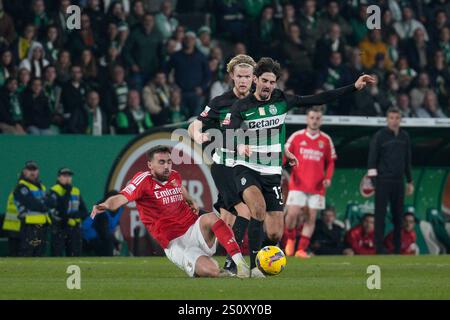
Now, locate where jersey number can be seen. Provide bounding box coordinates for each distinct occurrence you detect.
[272,186,283,205]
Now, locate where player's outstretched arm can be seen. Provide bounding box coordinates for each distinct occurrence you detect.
[181,186,199,214]
[292,75,375,108]
[90,194,129,219]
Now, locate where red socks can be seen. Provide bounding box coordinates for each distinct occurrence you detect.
[285,228,297,240]
[212,219,241,257]
[297,235,311,252]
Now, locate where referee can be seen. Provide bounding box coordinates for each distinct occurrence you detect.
[368,107,414,254]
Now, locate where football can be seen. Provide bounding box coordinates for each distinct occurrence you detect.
[255,246,287,276]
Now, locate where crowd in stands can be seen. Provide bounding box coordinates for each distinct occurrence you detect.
[1,0,450,136]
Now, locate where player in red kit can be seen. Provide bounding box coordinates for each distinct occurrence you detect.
[284,106,336,258]
[344,214,376,255]
[90,145,250,278]
[384,212,418,255]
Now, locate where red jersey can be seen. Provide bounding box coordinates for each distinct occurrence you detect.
[384,229,417,255]
[120,170,198,249]
[345,225,376,255]
[286,129,336,195]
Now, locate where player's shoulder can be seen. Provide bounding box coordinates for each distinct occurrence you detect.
[210,90,237,109]
[169,169,182,180]
[130,171,152,186]
[288,129,306,141]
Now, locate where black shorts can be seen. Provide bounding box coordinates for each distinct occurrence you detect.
[234,165,284,212]
[211,162,241,213]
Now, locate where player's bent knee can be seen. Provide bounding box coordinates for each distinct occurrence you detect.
[195,256,220,278]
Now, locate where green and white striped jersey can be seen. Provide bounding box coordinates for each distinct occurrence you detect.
[223,85,356,174]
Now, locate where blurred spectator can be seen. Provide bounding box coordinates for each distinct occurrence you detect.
[359,29,393,71]
[396,93,413,117]
[251,5,281,58]
[385,72,400,106]
[103,64,129,122]
[43,65,64,133]
[22,77,53,135]
[61,65,88,129]
[85,0,106,37]
[0,49,16,86]
[67,13,100,58]
[172,24,185,52]
[417,90,448,118]
[166,31,210,118]
[196,26,214,57]
[428,50,450,106]
[344,213,376,255]
[42,25,62,64]
[310,206,345,255]
[349,4,369,45]
[155,0,178,41]
[18,42,49,78]
[410,72,431,109]
[98,46,123,85]
[11,24,36,62]
[381,9,397,39]
[352,74,391,116]
[142,71,171,126]
[168,86,185,123]
[243,0,271,20]
[214,0,247,42]
[25,0,51,38]
[123,13,163,89]
[318,1,352,40]
[435,27,450,65]
[280,3,296,38]
[0,77,26,134]
[67,90,108,134]
[79,48,100,91]
[115,89,153,134]
[104,0,130,15]
[428,9,450,44]
[314,23,348,69]
[127,0,145,30]
[404,28,430,72]
[17,68,31,93]
[396,56,417,90]
[394,6,429,41]
[281,23,313,91]
[52,0,72,45]
[298,0,322,55]
[105,1,129,40]
[386,32,400,65]
[384,212,418,255]
[54,49,71,83]
[0,0,17,47]
[316,51,352,114]
[347,48,366,80]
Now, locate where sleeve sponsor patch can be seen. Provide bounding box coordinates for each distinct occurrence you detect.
[122,184,136,195]
[200,106,210,117]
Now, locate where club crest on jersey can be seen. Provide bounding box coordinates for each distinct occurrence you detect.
[222,113,231,126]
[318,141,324,149]
[200,106,210,117]
[269,104,277,115]
[241,177,246,185]
[170,179,178,187]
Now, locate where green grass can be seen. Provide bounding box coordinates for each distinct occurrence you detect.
[1,255,449,300]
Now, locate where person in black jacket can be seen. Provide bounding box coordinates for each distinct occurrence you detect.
[21,77,53,135]
[368,107,414,254]
[310,206,345,255]
[0,77,26,134]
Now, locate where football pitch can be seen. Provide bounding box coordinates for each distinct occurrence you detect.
[1,255,449,300]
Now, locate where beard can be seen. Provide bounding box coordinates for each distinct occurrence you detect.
[154,169,171,181]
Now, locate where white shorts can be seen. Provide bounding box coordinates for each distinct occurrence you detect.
[286,190,325,210]
[164,217,217,277]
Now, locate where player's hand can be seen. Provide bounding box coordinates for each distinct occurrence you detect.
[90,203,107,219]
[194,132,210,145]
[406,183,414,196]
[189,201,199,214]
[355,75,375,90]
[323,179,331,188]
[237,144,252,157]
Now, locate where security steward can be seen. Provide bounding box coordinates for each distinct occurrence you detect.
[12,161,51,257]
[48,168,88,256]
[2,191,22,256]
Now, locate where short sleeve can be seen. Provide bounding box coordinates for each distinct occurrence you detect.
[120,172,149,202]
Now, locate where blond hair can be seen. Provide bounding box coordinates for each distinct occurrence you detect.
[226,54,256,74]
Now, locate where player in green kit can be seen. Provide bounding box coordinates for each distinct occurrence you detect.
[188,54,256,274]
[223,57,374,277]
